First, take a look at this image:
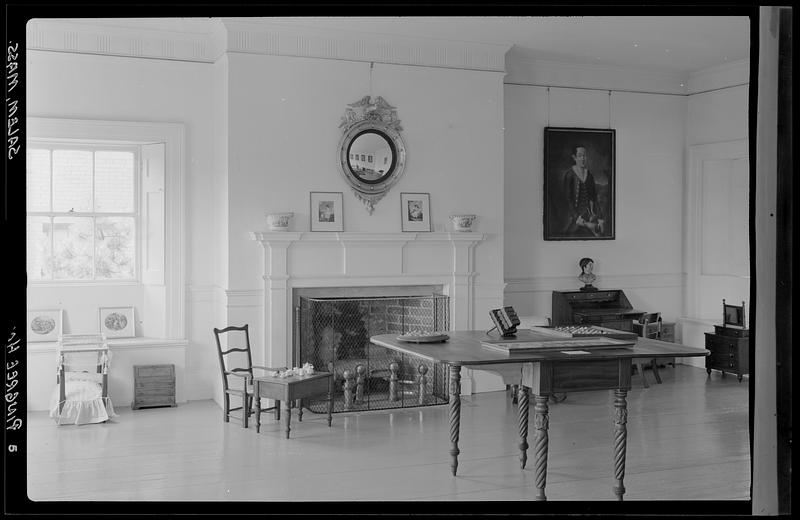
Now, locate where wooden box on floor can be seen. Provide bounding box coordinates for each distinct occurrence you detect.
[132,364,177,409]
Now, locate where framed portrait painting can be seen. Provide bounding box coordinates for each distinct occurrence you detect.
[27,309,63,342]
[543,127,615,241]
[310,192,343,231]
[99,306,135,338]
[400,192,431,232]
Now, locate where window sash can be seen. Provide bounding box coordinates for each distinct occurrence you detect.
[27,142,140,282]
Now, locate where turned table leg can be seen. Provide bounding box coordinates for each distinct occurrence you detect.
[518,385,530,469]
[448,365,461,476]
[254,382,262,433]
[612,388,628,501]
[533,394,550,501]
[285,400,292,439]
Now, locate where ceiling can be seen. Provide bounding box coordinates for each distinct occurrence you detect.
[69,16,751,74]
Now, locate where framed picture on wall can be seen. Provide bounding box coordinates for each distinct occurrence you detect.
[310,192,343,231]
[543,127,616,241]
[27,309,63,342]
[400,192,431,232]
[98,306,135,338]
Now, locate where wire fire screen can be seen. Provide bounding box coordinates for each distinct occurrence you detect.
[297,294,450,413]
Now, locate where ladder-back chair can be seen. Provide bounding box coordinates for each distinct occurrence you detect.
[213,325,283,428]
[633,312,663,388]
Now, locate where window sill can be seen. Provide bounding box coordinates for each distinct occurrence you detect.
[27,337,188,354]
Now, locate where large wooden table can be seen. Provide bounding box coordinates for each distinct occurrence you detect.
[370,330,709,501]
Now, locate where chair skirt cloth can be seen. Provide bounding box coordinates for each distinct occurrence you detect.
[49,373,117,425]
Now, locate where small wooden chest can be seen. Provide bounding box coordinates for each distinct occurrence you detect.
[132,364,177,409]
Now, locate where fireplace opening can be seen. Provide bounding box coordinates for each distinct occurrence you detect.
[296,293,450,413]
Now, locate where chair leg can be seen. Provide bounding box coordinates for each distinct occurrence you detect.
[651,359,662,384]
[512,384,519,404]
[636,362,649,388]
[275,400,281,421]
[223,394,230,422]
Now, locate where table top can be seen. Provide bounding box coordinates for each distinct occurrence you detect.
[252,372,332,385]
[370,329,709,367]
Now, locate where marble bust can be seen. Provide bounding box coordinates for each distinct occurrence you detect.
[578,257,597,291]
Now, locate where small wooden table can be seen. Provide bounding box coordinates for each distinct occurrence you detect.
[370,330,709,501]
[253,372,334,438]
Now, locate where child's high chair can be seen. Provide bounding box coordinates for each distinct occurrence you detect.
[50,333,117,425]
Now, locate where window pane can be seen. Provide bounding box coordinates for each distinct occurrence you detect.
[27,149,51,212]
[52,217,93,279]
[95,217,135,279]
[95,151,135,213]
[26,216,52,280]
[52,150,93,213]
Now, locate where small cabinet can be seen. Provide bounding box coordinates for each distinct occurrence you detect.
[704,327,749,382]
[132,364,177,409]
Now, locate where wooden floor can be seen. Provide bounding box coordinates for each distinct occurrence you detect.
[25,365,750,512]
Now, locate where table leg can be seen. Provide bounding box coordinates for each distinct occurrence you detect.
[533,394,550,501]
[518,385,529,469]
[297,399,303,422]
[612,388,628,501]
[254,382,261,434]
[285,400,292,439]
[448,365,461,476]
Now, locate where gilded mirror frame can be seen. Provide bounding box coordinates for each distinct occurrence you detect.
[337,96,407,214]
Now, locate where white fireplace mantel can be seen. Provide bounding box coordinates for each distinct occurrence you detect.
[249,231,486,367]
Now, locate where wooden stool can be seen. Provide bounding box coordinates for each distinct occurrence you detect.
[253,372,334,438]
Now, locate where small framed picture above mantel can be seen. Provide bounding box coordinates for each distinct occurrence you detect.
[310,191,343,232]
[400,192,431,232]
[543,127,615,241]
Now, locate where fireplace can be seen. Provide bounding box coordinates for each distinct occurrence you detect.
[250,231,488,397]
[296,292,450,413]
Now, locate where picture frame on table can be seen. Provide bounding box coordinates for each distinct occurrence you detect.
[543,127,616,241]
[400,192,432,232]
[98,306,135,338]
[27,309,63,342]
[310,191,344,231]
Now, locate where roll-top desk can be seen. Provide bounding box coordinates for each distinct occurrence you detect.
[552,289,644,332]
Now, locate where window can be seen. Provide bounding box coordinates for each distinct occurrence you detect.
[27,143,138,281]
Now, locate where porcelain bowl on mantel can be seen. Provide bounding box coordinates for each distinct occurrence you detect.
[266,212,294,231]
[450,214,477,232]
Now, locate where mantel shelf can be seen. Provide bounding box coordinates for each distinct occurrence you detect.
[250,231,487,245]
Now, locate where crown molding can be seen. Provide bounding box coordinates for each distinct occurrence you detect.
[26,19,223,63]
[25,18,511,72]
[505,56,689,95]
[218,19,510,72]
[686,59,750,95]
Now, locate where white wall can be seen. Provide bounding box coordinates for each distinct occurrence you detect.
[680,79,750,360]
[504,84,686,323]
[26,50,218,408]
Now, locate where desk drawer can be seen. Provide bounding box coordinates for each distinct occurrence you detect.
[135,365,174,378]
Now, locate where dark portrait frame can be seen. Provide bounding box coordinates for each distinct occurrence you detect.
[543,127,616,241]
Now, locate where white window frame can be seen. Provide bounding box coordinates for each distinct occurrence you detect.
[27,118,186,339]
[27,140,141,283]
